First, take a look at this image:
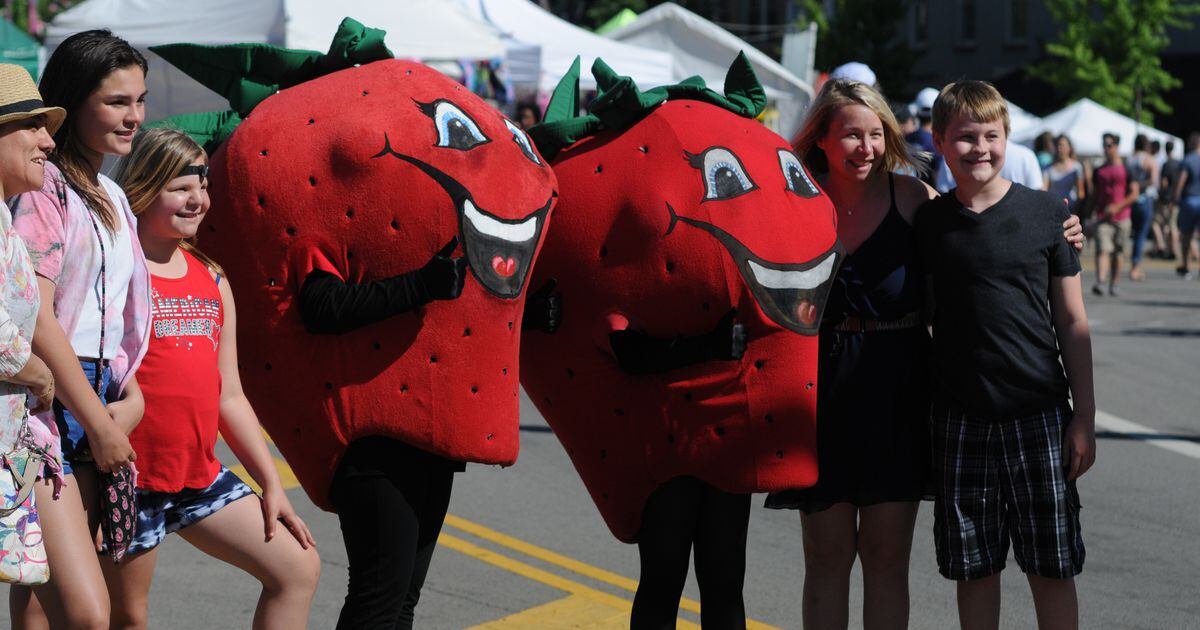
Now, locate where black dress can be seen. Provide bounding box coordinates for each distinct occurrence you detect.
[766,175,932,514]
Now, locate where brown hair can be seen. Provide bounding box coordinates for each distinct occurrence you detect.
[39,29,147,232]
[931,80,1010,139]
[112,127,223,275]
[792,78,918,175]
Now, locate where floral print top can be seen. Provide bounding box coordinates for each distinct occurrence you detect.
[0,200,62,490]
[10,162,151,443]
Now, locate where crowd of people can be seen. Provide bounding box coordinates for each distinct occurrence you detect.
[0,25,1133,630]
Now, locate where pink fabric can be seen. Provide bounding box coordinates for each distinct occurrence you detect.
[0,201,62,491]
[1094,161,1130,222]
[10,162,151,428]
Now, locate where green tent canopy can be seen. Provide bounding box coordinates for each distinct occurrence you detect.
[0,18,40,81]
[595,8,638,35]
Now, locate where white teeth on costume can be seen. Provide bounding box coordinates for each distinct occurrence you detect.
[463,200,537,243]
[748,252,836,290]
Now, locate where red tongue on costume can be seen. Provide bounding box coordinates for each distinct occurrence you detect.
[798,300,817,327]
[491,255,517,277]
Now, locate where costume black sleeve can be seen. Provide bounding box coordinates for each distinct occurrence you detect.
[608,310,745,375]
[299,270,431,334]
[300,238,468,334]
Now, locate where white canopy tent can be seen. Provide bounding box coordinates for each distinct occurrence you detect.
[46,0,507,122]
[461,0,675,93]
[1007,100,1042,139]
[604,3,813,137]
[1012,98,1181,157]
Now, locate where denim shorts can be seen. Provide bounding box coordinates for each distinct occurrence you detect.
[53,359,112,476]
[1178,195,1200,235]
[120,466,255,556]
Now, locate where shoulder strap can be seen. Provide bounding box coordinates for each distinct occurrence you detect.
[0,451,43,518]
[887,172,898,212]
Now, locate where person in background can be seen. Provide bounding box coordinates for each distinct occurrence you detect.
[1090,132,1139,296]
[1045,135,1087,211]
[1034,131,1056,169]
[515,102,541,130]
[9,30,149,628]
[1173,132,1200,280]
[906,87,941,187]
[829,61,878,89]
[936,138,1044,192]
[1126,134,1159,281]
[1155,140,1183,261]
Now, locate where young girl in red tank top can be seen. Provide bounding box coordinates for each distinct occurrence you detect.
[104,127,320,628]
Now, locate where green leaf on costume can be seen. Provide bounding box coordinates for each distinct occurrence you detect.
[144,111,243,156]
[528,52,768,163]
[146,17,394,154]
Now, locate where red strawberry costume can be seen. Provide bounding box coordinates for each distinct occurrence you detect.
[152,20,556,510]
[522,56,843,544]
[151,19,557,625]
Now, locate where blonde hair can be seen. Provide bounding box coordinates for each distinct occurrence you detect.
[792,78,918,175]
[112,127,223,275]
[931,80,1010,138]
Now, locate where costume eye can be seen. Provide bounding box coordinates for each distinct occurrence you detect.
[417,100,490,151]
[505,119,541,165]
[686,147,756,201]
[778,149,819,198]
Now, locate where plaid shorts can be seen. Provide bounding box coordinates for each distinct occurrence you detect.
[931,404,1085,580]
[123,466,254,556]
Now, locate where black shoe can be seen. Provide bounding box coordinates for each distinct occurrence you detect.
[1178,267,1194,280]
[1092,284,1104,296]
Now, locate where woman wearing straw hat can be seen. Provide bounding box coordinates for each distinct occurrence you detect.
[0,61,64,560]
[9,31,150,628]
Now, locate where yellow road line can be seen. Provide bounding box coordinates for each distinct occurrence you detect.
[245,452,780,629]
[444,515,781,630]
[467,594,638,629]
[441,533,700,630]
[228,457,300,494]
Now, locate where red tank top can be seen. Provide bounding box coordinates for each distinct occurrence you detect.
[129,251,224,492]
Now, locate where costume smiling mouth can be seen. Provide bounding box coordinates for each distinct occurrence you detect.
[667,202,843,335]
[374,135,551,299]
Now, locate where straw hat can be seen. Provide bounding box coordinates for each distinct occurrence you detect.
[0,64,66,135]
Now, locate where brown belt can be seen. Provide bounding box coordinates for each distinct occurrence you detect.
[832,311,923,333]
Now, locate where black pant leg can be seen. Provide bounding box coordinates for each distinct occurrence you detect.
[394,464,455,630]
[693,485,751,629]
[631,477,704,630]
[332,472,421,630]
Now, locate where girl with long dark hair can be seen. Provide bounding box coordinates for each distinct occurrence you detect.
[9,30,151,628]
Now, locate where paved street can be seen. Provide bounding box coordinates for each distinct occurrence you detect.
[4,265,1198,629]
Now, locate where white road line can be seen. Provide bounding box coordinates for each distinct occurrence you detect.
[1095,410,1200,461]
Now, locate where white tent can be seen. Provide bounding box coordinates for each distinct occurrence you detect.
[45,0,507,122]
[1012,98,1181,157]
[1007,100,1042,139]
[604,3,813,137]
[461,0,675,93]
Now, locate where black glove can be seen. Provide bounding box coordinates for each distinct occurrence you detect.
[609,309,747,375]
[522,278,562,333]
[417,237,469,301]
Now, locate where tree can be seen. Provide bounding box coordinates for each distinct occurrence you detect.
[798,0,918,99]
[1037,0,1200,123]
[584,0,649,27]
